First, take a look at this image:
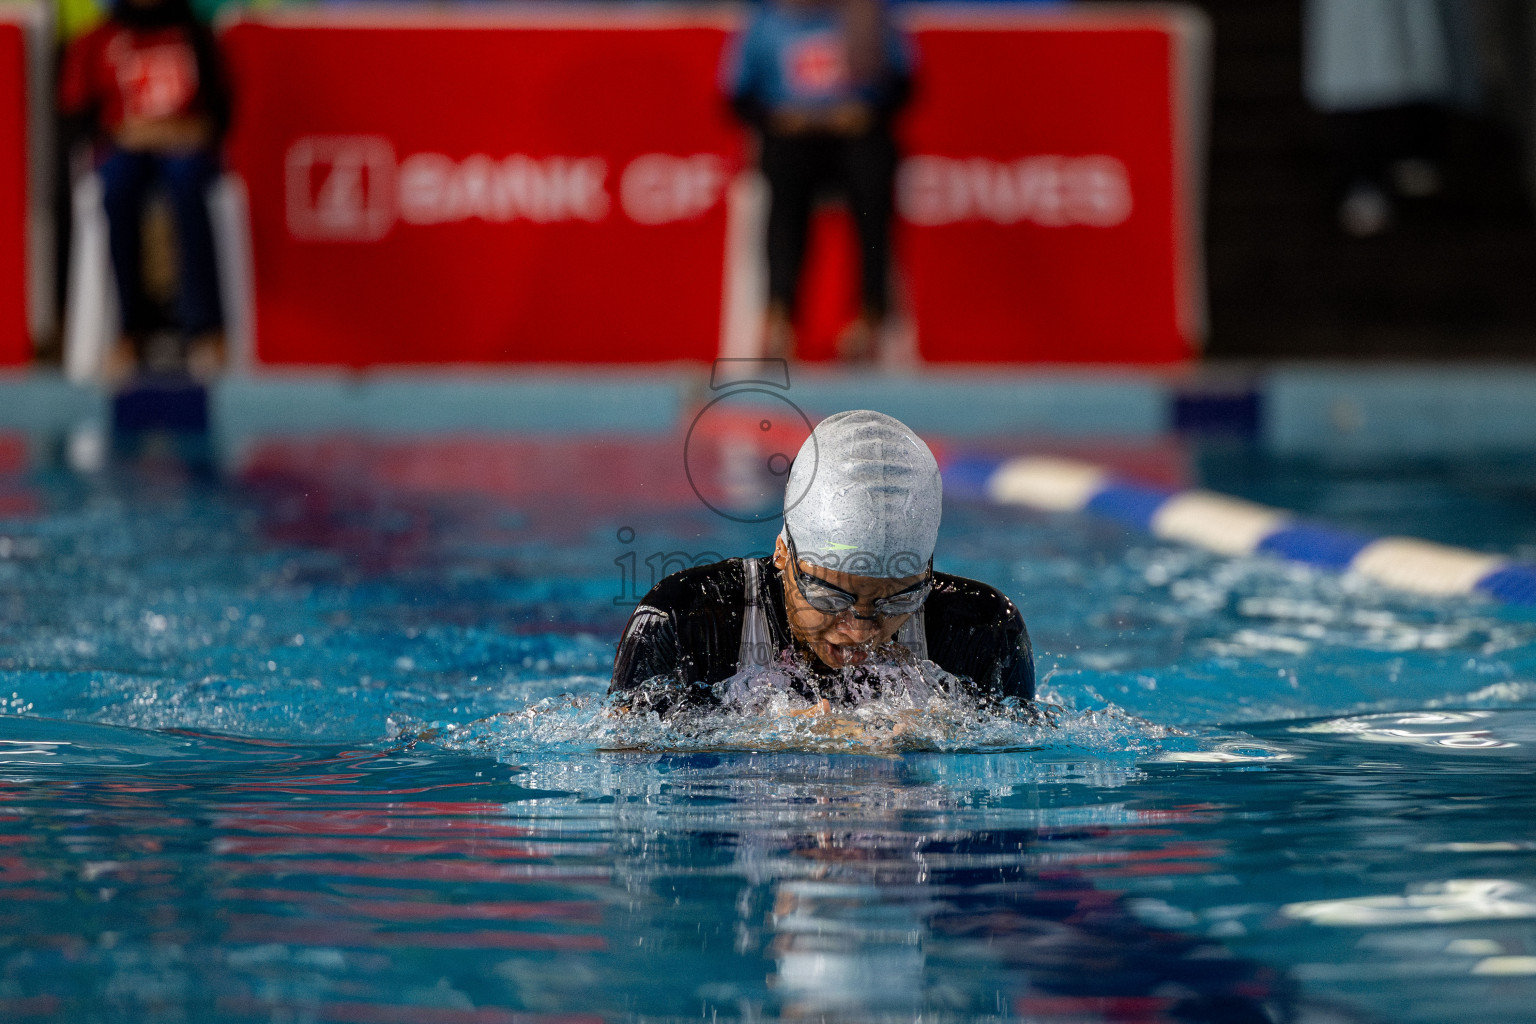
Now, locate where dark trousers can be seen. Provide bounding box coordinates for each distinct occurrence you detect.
[760,130,897,319]
[98,147,224,338]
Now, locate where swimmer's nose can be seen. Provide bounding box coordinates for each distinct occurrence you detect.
[838,613,881,641]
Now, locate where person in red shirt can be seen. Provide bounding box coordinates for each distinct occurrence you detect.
[59,0,230,378]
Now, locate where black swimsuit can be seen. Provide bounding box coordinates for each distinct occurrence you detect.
[609,557,1035,714]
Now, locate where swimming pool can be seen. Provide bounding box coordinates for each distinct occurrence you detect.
[2,372,1535,1023]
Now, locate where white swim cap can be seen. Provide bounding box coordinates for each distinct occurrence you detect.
[782,410,941,579]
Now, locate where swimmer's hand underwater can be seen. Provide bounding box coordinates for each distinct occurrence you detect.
[783,698,866,739]
[782,698,940,742]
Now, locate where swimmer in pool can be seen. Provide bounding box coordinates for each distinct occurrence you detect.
[610,410,1034,716]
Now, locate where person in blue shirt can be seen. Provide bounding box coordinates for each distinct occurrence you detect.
[722,0,913,361]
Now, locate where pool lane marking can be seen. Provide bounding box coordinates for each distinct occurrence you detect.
[1349,538,1505,597]
[986,456,1108,511]
[1151,492,1289,557]
[965,456,1536,606]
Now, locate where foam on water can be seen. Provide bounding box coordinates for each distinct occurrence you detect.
[381,633,1211,762]
[416,684,1189,758]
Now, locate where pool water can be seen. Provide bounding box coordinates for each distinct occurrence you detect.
[2,431,1535,1023]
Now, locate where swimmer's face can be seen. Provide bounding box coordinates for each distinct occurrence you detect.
[773,537,925,670]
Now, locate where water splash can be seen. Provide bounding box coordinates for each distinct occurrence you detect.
[392,646,1225,763]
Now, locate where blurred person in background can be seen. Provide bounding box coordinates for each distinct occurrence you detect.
[24,0,110,361]
[58,0,229,378]
[723,0,913,362]
[1304,0,1479,238]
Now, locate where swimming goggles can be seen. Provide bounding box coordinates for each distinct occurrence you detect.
[781,524,933,620]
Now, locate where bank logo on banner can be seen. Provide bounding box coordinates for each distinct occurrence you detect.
[283,136,727,241]
[399,154,611,225]
[286,136,398,241]
[620,154,727,226]
[898,155,1133,228]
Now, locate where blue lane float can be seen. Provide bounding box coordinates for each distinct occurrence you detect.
[955,455,1536,607]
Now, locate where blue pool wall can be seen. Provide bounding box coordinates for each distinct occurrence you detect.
[5,364,1536,604]
[11,364,1536,451]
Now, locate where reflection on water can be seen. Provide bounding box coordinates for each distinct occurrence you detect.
[0,725,1532,1024]
[1288,710,1536,751]
[21,711,1536,1023]
[0,718,1314,1024]
[755,827,1287,1022]
[1283,880,1536,927]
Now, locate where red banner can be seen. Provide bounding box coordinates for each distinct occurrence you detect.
[222,12,743,365]
[0,20,28,366]
[222,7,1202,367]
[898,10,1199,362]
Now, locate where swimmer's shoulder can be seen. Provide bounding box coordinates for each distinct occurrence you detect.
[926,572,1034,701]
[638,557,749,617]
[927,572,1026,632]
[613,558,750,698]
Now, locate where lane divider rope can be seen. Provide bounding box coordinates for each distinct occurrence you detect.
[951,455,1536,606]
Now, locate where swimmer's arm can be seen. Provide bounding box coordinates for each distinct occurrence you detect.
[994,613,1036,704]
[936,599,1036,706]
[608,604,683,700]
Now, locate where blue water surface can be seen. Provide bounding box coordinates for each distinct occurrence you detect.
[1,428,1535,1023]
